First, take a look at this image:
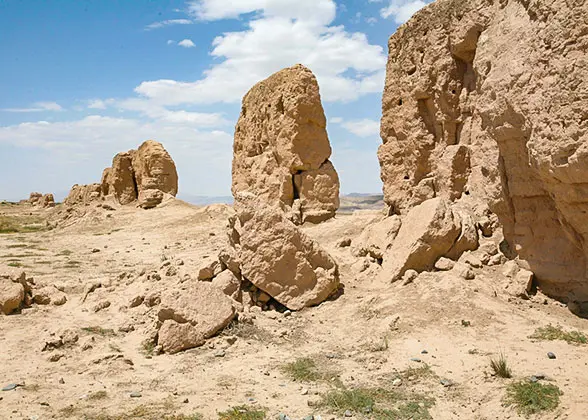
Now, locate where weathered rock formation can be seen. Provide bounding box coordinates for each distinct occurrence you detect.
[65,140,178,209]
[157,282,235,354]
[1,269,33,315]
[378,0,588,302]
[28,192,55,208]
[228,193,340,311]
[232,64,340,225]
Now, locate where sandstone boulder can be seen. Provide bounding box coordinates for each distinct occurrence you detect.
[352,215,402,260]
[39,194,55,208]
[381,198,461,282]
[378,0,588,302]
[0,269,32,315]
[212,270,242,302]
[232,64,339,224]
[157,282,235,354]
[33,286,67,306]
[229,194,340,311]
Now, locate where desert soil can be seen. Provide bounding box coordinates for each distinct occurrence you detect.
[1,200,587,419]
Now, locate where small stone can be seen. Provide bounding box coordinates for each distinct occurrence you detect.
[434,257,454,271]
[344,410,353,417]
[337,238,352,248]
[402,269,418,286]
[130,392,142,398]
[529,376,539,383]
[48,353,64,362]
[410,358,422,363]
[534,373,547,380]
[301,388,309,395]
[183,398,189,403]
[284,310,292,317]
[392,378,402,386]
[278,414,291,420]
[547,352,556,359]
[421,350,428,354]
[440,379,454,387]
[91,248,100,253]
[58,378,65,384]
[303,416,314,420]
[2,384,19,392]
[214,350,226,358]
[225,336,238,345]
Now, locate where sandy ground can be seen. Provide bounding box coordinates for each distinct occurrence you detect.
[1,199,587,420]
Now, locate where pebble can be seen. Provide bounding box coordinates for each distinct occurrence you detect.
[547,352,556,359]
[421,350,428,354]
[344,409,353,417]
[284,310,292,317]
[410,358,422,363]
[301,388,309,395]
[58,378,65,384]
[214,350,226,358]
[183,398,189,403]
[130,392,142,398]
[303,416,314,420]
[2,384,19,392]
[392,378,402,386]
[440,379,454,387]
[278,414,291,420]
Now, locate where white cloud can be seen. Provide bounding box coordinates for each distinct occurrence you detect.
[0,116,234,197]
[145,19,193,30]
[379,0,432,24]
[167,40,175,45]
[188,0,336,27]
[339,119,380,137]
[114,98,229,127]
[135,0,386,106]
[2,102,63,113]
[329,117,343,124]
[178,39,196,48]
[87,99,107,109]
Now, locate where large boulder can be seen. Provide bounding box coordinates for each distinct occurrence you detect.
[378,0,588,302]
[232,64,340,224]
[229,194,340,311]
[157,282,235,354]
[0,269,32,315]
[352,215,402,260]
[381,198,461,282]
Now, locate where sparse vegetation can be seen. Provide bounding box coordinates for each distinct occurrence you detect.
[401,364,435,381]
[490,353,512,378]
[217,406,266,420]
[505,381,562,416]
[141,340,156,356]
[89,390,108,400]
[58,249,74,256]
[530,324,587,345]
[81,326,116,336]
[370,335,389,352]
[0,215,46,234]
[281,356,338,383]
[221,320,273,342]
[7,261,23,267]
[314,386,434,419]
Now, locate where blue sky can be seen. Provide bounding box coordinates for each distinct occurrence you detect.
[0,0,432,201]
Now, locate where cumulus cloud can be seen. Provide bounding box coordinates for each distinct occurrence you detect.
[114,98,229,127]
[135,0,386,105]
[87,99,108,109]
[2,102,63,113]
[337,119,381,137]
[379,0,432,24]
[178,39,196,48]
[145,18,193,30]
